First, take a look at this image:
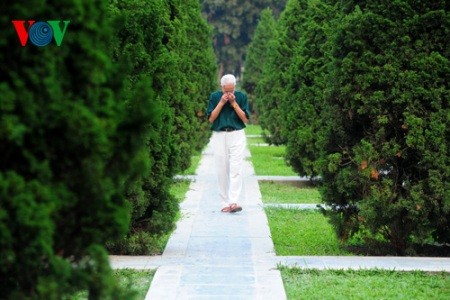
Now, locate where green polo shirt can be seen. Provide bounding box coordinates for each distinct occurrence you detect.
[207,90,251,132]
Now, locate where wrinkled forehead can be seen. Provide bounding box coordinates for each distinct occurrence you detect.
[222,83,235,93]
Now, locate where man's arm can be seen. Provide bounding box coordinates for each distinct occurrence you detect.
[208,102,224,123]
[208,94,228,123]
[231,102,248,123]
[229,93,249,123]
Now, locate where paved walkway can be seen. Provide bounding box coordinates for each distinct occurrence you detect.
[110,135,450,299]
[148,138,284,299]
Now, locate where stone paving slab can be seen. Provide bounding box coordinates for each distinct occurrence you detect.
[246,134,264,138]
[263,203,321,210]
[277,256,450,272]
[256,175,311,182]
[110,254,450,273]
[109,255,163,269]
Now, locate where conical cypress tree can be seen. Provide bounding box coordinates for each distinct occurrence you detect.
[0,0,155,298]
[242,8,278,111]
[160,0,216,171]
[321,0,450,254]
[280,0,335,177]
[107,0,182,255]
[107,0,216,255]
[255,0,309,144]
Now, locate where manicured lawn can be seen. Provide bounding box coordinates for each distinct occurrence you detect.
[280,268,450,300]
[259,181,322,204]
[71,269,155,299]
[265,208,350,256]
[245,124,267,145]
[261,181,450,298]
[247,135,266,145]
[180,151,202,175]
[248,144,298,176]
[170,179,192,203]
[245,124,267,136]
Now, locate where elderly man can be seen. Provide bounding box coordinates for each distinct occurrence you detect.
[207,74,251,213]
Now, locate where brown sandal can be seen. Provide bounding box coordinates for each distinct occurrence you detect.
[229,203,242,213]
[221,206,232,212]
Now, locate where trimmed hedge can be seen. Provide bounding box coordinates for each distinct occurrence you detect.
[0,0,216,298]
[249,0,449,254]
[322,0,450,254]
[107,0,216,255]
[242,8,278,120]
[0,0,154,298]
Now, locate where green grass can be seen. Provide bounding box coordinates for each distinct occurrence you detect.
[180,151,201,175]
[265,208,350,256]
[248,144,297,176]
[247,136,266,145]
[244,124,266,135]
[170,179,192,203]
[246,124,267,145]
[259,181,322,204]
[71,269,155,299]
[280,268,450,300]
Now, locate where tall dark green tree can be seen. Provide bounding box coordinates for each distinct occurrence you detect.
[160,0,217,170]
[107,0,216,255]
[281,0,335,177]
[107,0,175,255]
[320,0,450,254]
[256,0,449,254]
[242,8,278,109]
[0,0,156,298]
[254,0,308,144]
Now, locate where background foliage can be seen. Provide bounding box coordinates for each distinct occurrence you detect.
[201,0,287,78]
[241,8,278,118]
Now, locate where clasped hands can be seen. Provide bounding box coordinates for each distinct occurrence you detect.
[220,92,236,105]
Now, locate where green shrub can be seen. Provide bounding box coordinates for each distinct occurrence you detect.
[280,0,335,177]
[0,0,155,298]
[253,0,307,145]
[107,0,216,255]
[254,0,449,254]
[242,8,278,113]
[320,0,450,254]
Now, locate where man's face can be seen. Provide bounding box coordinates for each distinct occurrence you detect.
[222,84,235,95]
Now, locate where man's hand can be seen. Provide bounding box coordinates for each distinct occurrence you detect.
[220,93,230,104]
[227,92,236,105]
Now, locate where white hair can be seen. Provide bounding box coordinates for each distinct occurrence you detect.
[220,74,236,86]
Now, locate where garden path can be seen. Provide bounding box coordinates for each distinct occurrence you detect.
[145,136,285,299]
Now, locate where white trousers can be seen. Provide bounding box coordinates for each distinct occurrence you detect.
[212,129,247,208]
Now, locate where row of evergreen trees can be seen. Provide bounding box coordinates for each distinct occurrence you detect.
[0,0,216,298]
[244,0,449,254]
